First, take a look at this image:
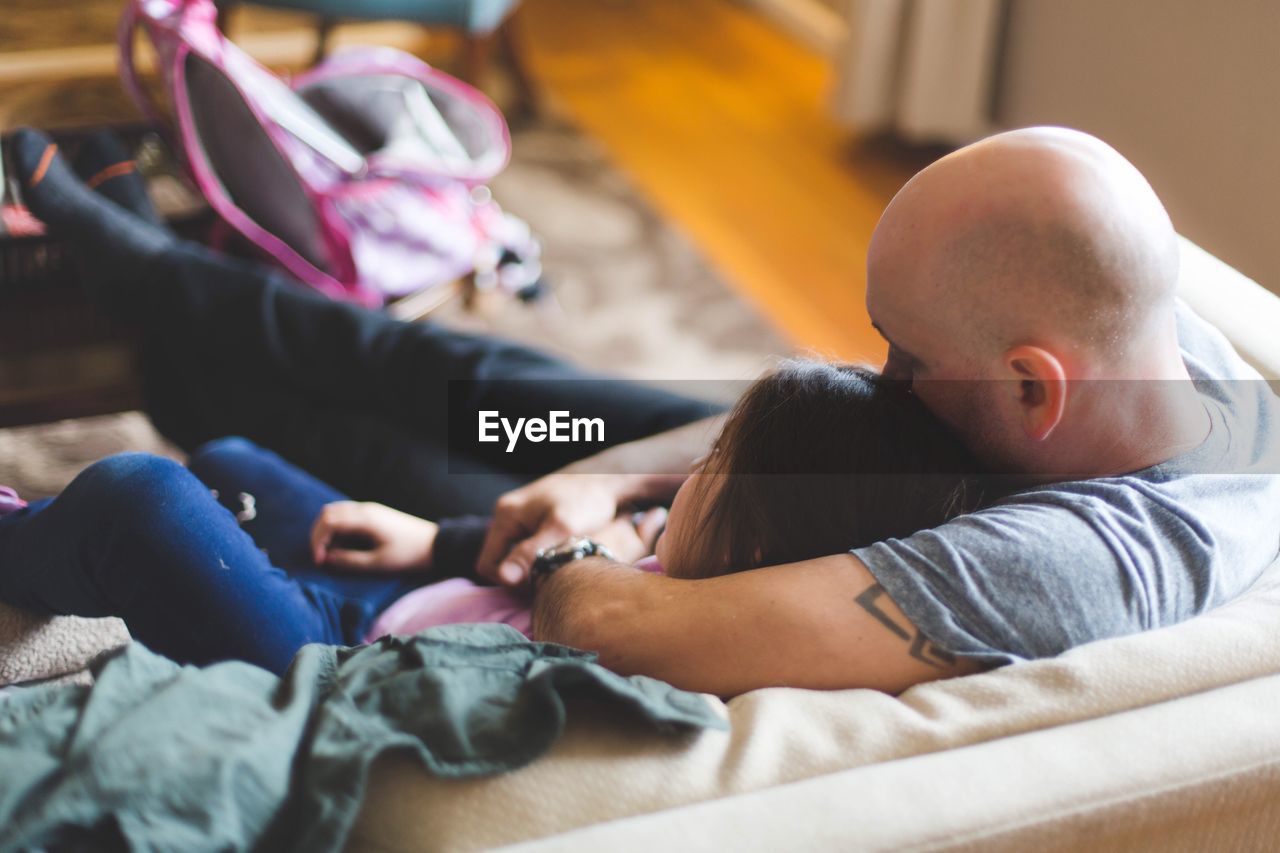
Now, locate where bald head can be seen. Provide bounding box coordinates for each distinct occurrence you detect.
[868,127,1181,369]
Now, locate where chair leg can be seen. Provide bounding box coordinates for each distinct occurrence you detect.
[462,30,496,90]
[313,16,337,67]
[497,12,540,117]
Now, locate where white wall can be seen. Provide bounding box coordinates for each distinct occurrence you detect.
[996,0,1280,290]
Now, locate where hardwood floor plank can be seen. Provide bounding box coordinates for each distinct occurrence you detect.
[519,0,939,361]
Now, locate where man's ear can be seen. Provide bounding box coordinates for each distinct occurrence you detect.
[1003,345,1067,441]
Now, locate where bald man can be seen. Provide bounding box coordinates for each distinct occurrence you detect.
[488,128,1280,695]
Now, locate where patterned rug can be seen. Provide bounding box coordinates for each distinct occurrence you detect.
[0,91,789,498]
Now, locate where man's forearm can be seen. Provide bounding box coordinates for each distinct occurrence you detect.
[530,553,982,697]
[531,557,652,658]
[558,415,725,503]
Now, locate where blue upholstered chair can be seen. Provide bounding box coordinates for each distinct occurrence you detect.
[216,0,537,110]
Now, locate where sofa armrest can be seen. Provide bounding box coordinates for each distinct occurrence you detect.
[1177,235,1280,381]
[508,673,1280,852]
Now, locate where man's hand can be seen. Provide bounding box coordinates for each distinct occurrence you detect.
[477,414,722,587]
[476,474,633,586]
[310,501,438,572]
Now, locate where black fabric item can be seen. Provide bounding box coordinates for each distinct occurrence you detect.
[72,129,165,226]
[432,516,492,577]
[0,630,724,852]
[142,363,527,519]
[10,128,174,289]
[16,122,721,517]
[123,239,722,517]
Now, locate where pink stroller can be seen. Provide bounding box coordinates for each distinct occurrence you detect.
[118,0,542,307]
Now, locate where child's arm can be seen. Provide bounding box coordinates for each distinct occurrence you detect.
[308,501,444,573]
[430,516,492,578]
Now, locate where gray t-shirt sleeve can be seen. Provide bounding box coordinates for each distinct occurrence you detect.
[852,487,1184,666]
[853,299,1280,668]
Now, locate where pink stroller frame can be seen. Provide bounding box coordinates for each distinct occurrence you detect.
[118,0,541,307]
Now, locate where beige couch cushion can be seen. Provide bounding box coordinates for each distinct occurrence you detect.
[347,556,1280,852]
[347,235,1280,851]
[1176,236,1280,380]
[510,672,1280,852]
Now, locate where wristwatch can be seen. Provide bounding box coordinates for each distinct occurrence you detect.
[530,537,616,591]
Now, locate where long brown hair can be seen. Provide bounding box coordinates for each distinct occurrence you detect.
[678,361,982,578]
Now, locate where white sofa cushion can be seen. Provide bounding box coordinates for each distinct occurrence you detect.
[347,236,1280,852]
[346,555,1280,852]
[510,672,1280,852]
[1176,237,1280,380]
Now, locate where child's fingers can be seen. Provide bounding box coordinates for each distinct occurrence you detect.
[591,517,647,563]
[311,501,369,564]
[633,507,668,552]
[310,516,334,564]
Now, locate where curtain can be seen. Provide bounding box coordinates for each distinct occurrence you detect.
[831,0,1004,144]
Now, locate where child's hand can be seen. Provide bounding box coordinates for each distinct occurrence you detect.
[589,507,668,564]
[310,501,438,572]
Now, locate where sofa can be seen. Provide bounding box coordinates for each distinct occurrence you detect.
[343,237,1280,851]
[2,237,1277,850]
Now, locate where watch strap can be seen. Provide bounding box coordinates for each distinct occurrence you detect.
[531,537,616,590]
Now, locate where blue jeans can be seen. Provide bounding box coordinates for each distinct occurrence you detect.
[0,438,425,675]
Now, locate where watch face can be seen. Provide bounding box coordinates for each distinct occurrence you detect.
[547,537,588,560]
[537,537,594,568]
[534,537,618,582]
[565,536,593,553]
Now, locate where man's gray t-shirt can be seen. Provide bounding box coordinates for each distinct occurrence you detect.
[854,300,1280,666]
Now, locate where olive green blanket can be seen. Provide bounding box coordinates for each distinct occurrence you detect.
[0,624,724,851]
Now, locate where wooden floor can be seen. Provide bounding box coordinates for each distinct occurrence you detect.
[518,0,937,361]
[1,0,938,361]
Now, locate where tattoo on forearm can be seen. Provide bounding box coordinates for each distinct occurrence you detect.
[855,585,957,670]
[908,633,956,668]
[855,585,911,640]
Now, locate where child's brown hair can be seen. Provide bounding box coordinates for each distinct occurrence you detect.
[677,361,983,578]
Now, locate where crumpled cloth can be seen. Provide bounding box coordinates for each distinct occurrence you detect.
[0,624,724,851]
